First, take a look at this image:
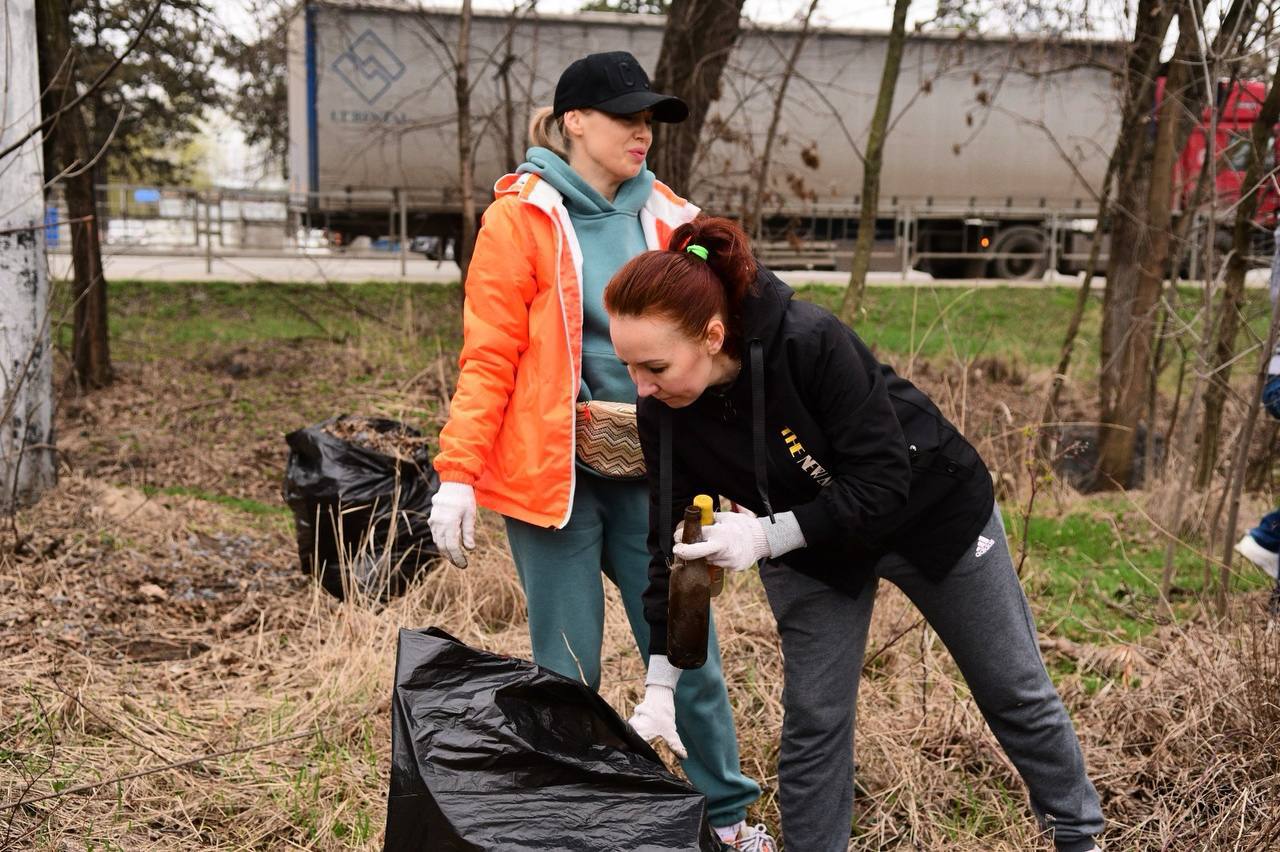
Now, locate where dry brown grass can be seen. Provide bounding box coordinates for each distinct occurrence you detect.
[3,467,1279,850]
[3,289,1280,850]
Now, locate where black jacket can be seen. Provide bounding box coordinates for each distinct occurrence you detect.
[639,267,995,656]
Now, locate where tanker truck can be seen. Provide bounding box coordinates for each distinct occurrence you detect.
[286,2,1276,277]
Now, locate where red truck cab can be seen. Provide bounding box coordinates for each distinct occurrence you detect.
[1171,79,1280,224]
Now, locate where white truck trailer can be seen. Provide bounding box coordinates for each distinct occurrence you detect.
[287,1,1124,276]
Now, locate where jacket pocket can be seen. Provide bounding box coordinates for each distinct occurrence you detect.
[892,391,975,481]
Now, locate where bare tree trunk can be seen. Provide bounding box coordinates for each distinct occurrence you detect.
[1,0,57,511]
[1098,182,1149,423]
[1145,127,1218,490]
[1152,4,1257,573]
[648,0,746,194]
[496,1,535,171]
[36,0,111,389]
[1217,292,1280,615]
[1161,371,1208,598]
[1038,1,1192,454]
[1095,8,1196,488]
[749,0,821,242]
[498,49,517,171]
[1038,208,1111,458]
[838,0,910,325]
[1195,59,1280,486]
[1160,210,1235,596]
[1097,0,1180,443]
[1144,259,1187,485]
[455,0,476,278]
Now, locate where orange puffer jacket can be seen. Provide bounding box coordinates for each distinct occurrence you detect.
[434,171,699,528]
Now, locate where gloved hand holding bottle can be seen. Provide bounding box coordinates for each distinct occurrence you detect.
[673,510,807,572]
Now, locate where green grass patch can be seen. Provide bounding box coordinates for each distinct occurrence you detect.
[939,775,1024,841]
[1005,501,1274,643]
[54,279,464,361]
[266,729,380,845]
[66,278,1274,379]
[797,284,1103,375]
[74,279,1103,372]
[73,278,1273,382]
[795,282,1276,386]
[140,484,291,517]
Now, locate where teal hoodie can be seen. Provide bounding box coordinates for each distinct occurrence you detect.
[517,146,654,405]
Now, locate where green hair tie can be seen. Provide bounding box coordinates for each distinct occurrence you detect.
[685,244,709,261]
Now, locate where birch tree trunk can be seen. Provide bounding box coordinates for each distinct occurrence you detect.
[0,0,57,512]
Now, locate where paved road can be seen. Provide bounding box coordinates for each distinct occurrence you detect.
[49,250,467,284]
[47,249,1274,288]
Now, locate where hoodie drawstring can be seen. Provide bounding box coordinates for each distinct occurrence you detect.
[750,339,775,524]
[660,405,673,561]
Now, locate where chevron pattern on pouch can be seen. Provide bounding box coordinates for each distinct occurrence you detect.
[575,401,646,479]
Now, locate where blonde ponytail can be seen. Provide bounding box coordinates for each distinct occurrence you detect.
[528,106,569,158]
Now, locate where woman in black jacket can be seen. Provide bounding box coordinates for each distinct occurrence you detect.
[604,216,1104,852]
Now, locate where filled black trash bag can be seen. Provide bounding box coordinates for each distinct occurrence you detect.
[283,416,439,601]
[385,627,725,852]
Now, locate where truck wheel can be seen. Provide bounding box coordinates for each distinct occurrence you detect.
[991,227,1048,280]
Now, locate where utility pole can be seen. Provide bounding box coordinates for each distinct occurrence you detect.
[0,0,57,511]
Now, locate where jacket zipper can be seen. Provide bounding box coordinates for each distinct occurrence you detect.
[520,188,579,529]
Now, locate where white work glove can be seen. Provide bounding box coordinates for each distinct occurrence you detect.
[627,654,687,759]
[673,511,771,572]
[428,481,476,568]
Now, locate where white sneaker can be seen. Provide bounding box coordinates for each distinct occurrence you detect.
[1235,534,1280,580]
[728,823,777,852]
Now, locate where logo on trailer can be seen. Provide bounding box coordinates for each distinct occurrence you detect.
[331,30,405,105]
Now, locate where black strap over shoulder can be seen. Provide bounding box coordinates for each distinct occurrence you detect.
[660,405,673,560]
[661,344,773,553]
[750,340,775,523]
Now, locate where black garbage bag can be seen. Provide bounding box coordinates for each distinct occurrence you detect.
[283,416,439,601]
[385,627,725,852]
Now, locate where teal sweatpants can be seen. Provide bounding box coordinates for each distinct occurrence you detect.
[504,473,760,828]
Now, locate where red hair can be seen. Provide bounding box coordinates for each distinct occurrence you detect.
[604,216,758,357]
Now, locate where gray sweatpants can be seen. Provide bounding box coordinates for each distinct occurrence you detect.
[760,504,1103,852]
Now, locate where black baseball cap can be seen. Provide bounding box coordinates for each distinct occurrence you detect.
[553,51,689,123]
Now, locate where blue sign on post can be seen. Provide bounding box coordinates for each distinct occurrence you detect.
[134,188,160,203]
[44,207,59,247]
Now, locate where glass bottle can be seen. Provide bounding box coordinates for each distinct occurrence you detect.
[667,498,713,669]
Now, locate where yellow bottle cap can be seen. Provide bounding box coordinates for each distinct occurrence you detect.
[694,494,714,526]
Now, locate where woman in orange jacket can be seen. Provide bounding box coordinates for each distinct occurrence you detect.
[426,52,769,848]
